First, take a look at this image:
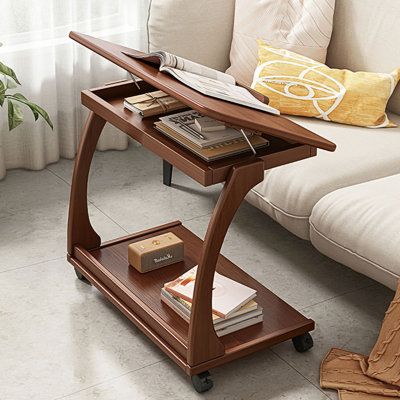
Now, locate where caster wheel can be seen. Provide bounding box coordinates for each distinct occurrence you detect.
[191,371,213,393]
[74,268,91,285]
[292,332,314,353]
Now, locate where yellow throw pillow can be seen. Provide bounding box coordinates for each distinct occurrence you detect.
[252,41,400,128]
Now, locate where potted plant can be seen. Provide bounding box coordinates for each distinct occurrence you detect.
[0,43,53,131]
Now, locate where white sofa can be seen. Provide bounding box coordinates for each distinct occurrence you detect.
[147,0,400,290]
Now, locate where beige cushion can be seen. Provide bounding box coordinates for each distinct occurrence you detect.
[147,0,235,71]
[327,0,400,114]
[309,174,400,290]
[226,0,335,86]
[245,113,400,240]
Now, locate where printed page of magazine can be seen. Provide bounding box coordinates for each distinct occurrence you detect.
[162,67,280,115]
[123,50,278,114]
[123,50,235,84]
[159,52,235,85]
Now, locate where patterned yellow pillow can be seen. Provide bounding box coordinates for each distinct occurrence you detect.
[252,41,400,128]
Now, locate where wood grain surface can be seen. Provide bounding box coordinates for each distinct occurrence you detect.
[70,31,336,152]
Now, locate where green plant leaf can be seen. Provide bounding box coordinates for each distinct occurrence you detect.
[7,99,24,130]
[0,80,4,106]
[7,93,53,129]
[6,77,18,89]
[0,61,21,85]
[10,93,39,120]
[33,103,53,129]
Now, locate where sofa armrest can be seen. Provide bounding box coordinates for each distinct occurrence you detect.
[147,0,235,71]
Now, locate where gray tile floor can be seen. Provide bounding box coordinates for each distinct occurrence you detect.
[0,145,394,400]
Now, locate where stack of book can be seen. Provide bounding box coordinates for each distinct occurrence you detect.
[155,110,269,162]
[161,266,263,337]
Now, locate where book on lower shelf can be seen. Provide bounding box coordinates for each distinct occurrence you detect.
[161,266,263,336]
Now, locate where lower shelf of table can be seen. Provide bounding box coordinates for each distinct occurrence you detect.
[67,220,314,375]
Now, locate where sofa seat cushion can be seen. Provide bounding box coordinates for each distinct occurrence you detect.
[309,175,400,289]
[245,113,400,240]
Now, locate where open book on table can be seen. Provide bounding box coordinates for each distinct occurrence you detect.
[123,50,279,116]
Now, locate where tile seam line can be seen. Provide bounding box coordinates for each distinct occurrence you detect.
[88,201,130,234]
[85,207,214,233]
[0,256,65,275]
[45,166,130,235]
[181,211,213,223]
[51,358,167,400]
[46,166,72,187]
[270,348,331,399]
[299,282,379,312]
[46,166,215,232]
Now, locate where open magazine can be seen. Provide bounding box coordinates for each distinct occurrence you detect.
[123,50,280,115]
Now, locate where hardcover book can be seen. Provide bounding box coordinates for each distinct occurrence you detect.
[155,122,269,162]
[161,289,263,337]
[124,90,186,117]
[195,116,226,132]
[161,288,262,328]
[214,314,263,337]
[164,266,257,318]
[159,110,254,148]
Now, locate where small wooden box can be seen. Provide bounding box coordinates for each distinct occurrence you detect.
[128,232,184,273]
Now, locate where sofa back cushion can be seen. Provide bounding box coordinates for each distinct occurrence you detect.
[227,0,335,86]
[327,0,400,114]
[147,0,235,71]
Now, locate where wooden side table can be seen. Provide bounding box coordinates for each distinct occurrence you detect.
[67,32,335,393]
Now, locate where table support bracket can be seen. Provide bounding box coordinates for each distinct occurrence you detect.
[188,158,265,366]
[67,112,106,255]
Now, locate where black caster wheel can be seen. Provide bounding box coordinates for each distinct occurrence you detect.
[292,332,314,353]
[74,268,91,285]
[191,371,213,393]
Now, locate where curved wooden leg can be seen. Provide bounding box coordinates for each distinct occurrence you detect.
[67,112,106,255]
[188,159,265,366]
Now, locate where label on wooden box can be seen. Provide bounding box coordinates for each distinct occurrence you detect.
[128,232,184,273]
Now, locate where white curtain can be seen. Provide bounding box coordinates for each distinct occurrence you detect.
[0,0,149,179]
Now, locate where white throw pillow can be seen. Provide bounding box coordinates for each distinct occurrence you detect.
[226,0,335,85]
